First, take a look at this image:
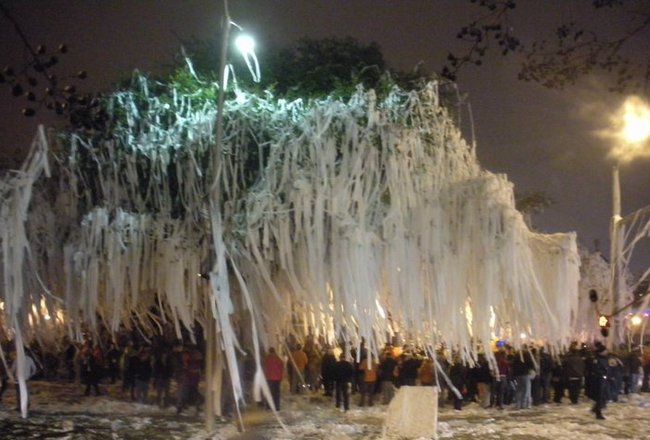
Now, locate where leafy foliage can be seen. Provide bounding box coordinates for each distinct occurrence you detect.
[515,191,553,214]
[0,3,106,128]
[259,37,386,98]
[443,0,650,93]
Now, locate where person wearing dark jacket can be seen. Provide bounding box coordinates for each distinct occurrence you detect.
[493,349,510,409]
[590,343,609,420]
[320,349,337,397]
[473,353,492,408]
[106,343,121,384]
[538,348,553,404]
[80,343,102,396]
[449,354,467,410]
[152,345,173,408]
[624,347,642,394]
[562,345,585,404]
[334,354,355,412]
[134,348,152,404]
[397,354,421,386]
[378,351,397,404]
[512,348,535,409]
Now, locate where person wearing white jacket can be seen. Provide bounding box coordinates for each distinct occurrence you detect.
[10,347,38,413]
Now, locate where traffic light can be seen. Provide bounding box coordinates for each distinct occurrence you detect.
[599,315,610,337]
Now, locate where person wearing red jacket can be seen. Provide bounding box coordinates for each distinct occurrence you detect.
[264,347,284,410]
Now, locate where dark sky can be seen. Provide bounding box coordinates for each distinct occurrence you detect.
[1,0,649,272]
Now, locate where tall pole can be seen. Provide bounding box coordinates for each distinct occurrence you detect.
[609,164,621,349]
[205,0,231,432]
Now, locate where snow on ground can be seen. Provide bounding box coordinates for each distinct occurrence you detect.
[1,382,649,439]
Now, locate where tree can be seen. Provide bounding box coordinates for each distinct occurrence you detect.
[443,0,650,93]
[0,3,105,129]
[178,36,391,98]
[515,191,553,229]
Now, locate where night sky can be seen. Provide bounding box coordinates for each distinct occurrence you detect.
[1,0,649,272]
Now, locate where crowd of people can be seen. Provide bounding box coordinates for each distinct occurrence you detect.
[0,336,205,416]
[1,333,649,423]
[263,338,650,421]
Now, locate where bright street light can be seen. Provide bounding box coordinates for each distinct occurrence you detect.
[631,315,642,326]
[621,96,650,142]
[234,33,255,56]
[233,32,260,83]
[609,95,650,161]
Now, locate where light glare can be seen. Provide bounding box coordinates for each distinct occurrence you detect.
[622,98,650,144]
[235,34,255,55]
[606,95,650,161]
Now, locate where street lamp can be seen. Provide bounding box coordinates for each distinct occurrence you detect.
[608,95,650,347]
[207,1,261,432]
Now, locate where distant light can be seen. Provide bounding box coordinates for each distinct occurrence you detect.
[631,315,642,326]
[599,315,609,327]
[235,34,255,56]
[520,333,527,339]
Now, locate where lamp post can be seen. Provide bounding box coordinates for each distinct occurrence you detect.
[608,96,650,348]
[206,1,259,432]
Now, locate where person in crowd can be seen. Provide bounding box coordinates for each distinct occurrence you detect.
[134,346,152,404]
[290,344,308,394]
[106,342,121,384]
[121,341,138,400]
[0,346,8,403]
[474,352,492,408]
[590,342,609,420]
[435,349,450,407]
[551,354,565,404]
[396,352,421,387]
[563,343,585,404]
[358,356,378,407]
[80,342,102,396]
[305,345,322,392]
[607,350,624,403]
[290,344,309,394]
[449,352,467,410]
[263,347,284,411]
[152,344,173,408]
[417,357,436,386]
[334,353,355,412]
[538,347,553,404]
[170,341,185,403]
[92,342,105,383]
[176,345,202,415]
[320,347,337,397]
[349,343,362,394]
[624,346,642,394]
[493,347,510,409]
[641,342,650,392]
[378,349,398,404]
[64,339,77,382]
[9,346,38,414]
[512,346,535,409]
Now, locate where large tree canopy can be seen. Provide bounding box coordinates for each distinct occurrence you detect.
[1,63,580,416]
